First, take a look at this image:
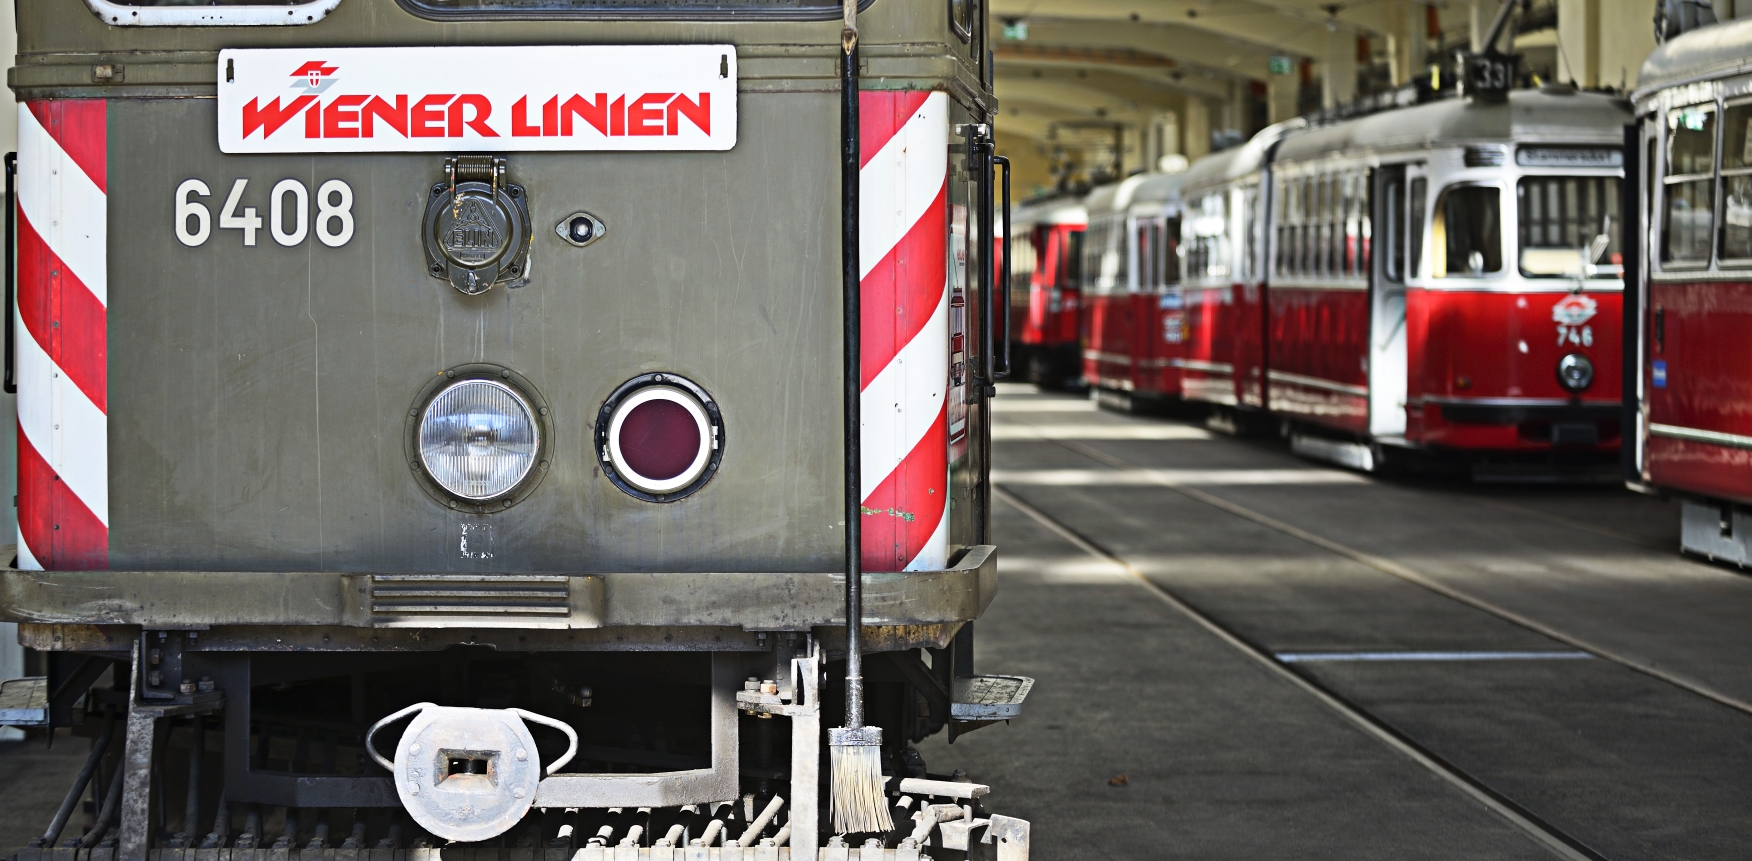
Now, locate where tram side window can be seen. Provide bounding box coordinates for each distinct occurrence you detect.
[1517,177,1622,277]
[1382,175,1405,281]
[1662,104,1715,264]
[1283,178,1298,276]
[1081,222,1103,292]
[1720,103,1752,261]
[1063,229,1084,288]
[1189,193,1229,281]
[1432,185,1502,277]
[1409,178,1427,279]
[1241,185,1259,283]
[1136,223,1154,292]
[1163,218,1182,285]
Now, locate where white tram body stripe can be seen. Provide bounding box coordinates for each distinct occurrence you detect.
[1648,422,1752,450]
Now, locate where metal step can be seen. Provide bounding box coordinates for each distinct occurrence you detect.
[0,677,49,727]
[950,675,1033,721]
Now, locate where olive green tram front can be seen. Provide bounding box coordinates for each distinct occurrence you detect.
[0,0,1031,857]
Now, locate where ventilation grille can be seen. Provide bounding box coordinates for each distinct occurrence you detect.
[369,574,569,621]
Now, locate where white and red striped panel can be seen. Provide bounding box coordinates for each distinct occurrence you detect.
[859,91,949,573]
[16,100,108,571]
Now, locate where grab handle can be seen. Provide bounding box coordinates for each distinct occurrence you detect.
[364,703,579,776]
[509,708,579,774]
[363,702,428,773]
[993,154,1012,381]
[6,152,17,395]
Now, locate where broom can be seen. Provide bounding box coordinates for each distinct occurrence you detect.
[829,0,894,837]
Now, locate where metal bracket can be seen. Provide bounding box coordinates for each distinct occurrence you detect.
[117,641,223,861]
[530,652,740,809]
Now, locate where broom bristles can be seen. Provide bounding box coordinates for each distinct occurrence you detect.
[829,731,893,835]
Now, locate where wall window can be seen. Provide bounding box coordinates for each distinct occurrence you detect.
[1517,177,1622,277]
[1662,104,1715,264]
[1433,185,1502,277]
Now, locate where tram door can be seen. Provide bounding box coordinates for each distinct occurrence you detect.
[1369,165,1411,436]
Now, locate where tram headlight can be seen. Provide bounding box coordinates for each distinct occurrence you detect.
[418,378,540,500]
[1557,353,1595,393]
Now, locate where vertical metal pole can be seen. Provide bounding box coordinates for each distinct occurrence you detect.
[840,0,864,731]
[1621,121,1641,484]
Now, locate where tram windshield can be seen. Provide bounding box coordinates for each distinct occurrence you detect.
[1432,185,1502,277]
[1518,177,1623,277]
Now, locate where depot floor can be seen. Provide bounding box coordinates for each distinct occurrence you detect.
[914,384,1752,860]
[4,385,1751,859]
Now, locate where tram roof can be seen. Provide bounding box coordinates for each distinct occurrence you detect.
[1636,19,1752,99]
[1180,118,1305,194]
[1272,89,1629,164]
[1012,195,1087,227]
[1129,172,1187,206]
[1082,173,1153,218]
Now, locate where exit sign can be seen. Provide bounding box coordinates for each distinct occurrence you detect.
[1268,55,1294,75]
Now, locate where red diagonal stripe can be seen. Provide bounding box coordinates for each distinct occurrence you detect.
[860,180,947,389]
[859,90,932,169]
[17,211,107,413]
[28,100,106,194]
[17,428,107,571]
[860,400,949,572]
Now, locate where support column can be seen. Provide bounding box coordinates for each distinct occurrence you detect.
[1387,0,1429,86]
[1324,27,1359,107]
[1599,0,1658,90]
[1558,0,1602,88]
[1471,0,1503,51]
[1269,78,1300,124]
[1183,98,1211,161]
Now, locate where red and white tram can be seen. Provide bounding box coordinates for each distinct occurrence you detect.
[1266,88,1629,471]
[1004,194,1087,386]
[1630,17,1752,563]
[1088,84,1630,473]
[1080,173,1189,406]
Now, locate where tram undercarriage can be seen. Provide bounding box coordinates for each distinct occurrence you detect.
[0,552,1030,861]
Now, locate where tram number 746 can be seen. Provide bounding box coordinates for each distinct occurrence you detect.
[176,177,356,249]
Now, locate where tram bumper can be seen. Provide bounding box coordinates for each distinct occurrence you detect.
[0,546,996,633]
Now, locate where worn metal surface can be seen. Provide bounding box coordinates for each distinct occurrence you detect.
[0,547,994,630]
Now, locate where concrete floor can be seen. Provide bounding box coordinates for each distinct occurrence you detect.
[918,384,1752,860]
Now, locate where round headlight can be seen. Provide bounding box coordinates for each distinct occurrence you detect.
[596,373,725,502]
[418,379,539,500]
[1557,353,1595,393]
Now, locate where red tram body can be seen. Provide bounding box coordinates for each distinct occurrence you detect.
[1080,174,1188,403]
[1630,18,1752,563]
[1086,89,1630,473]
[1004,195,1086,386]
